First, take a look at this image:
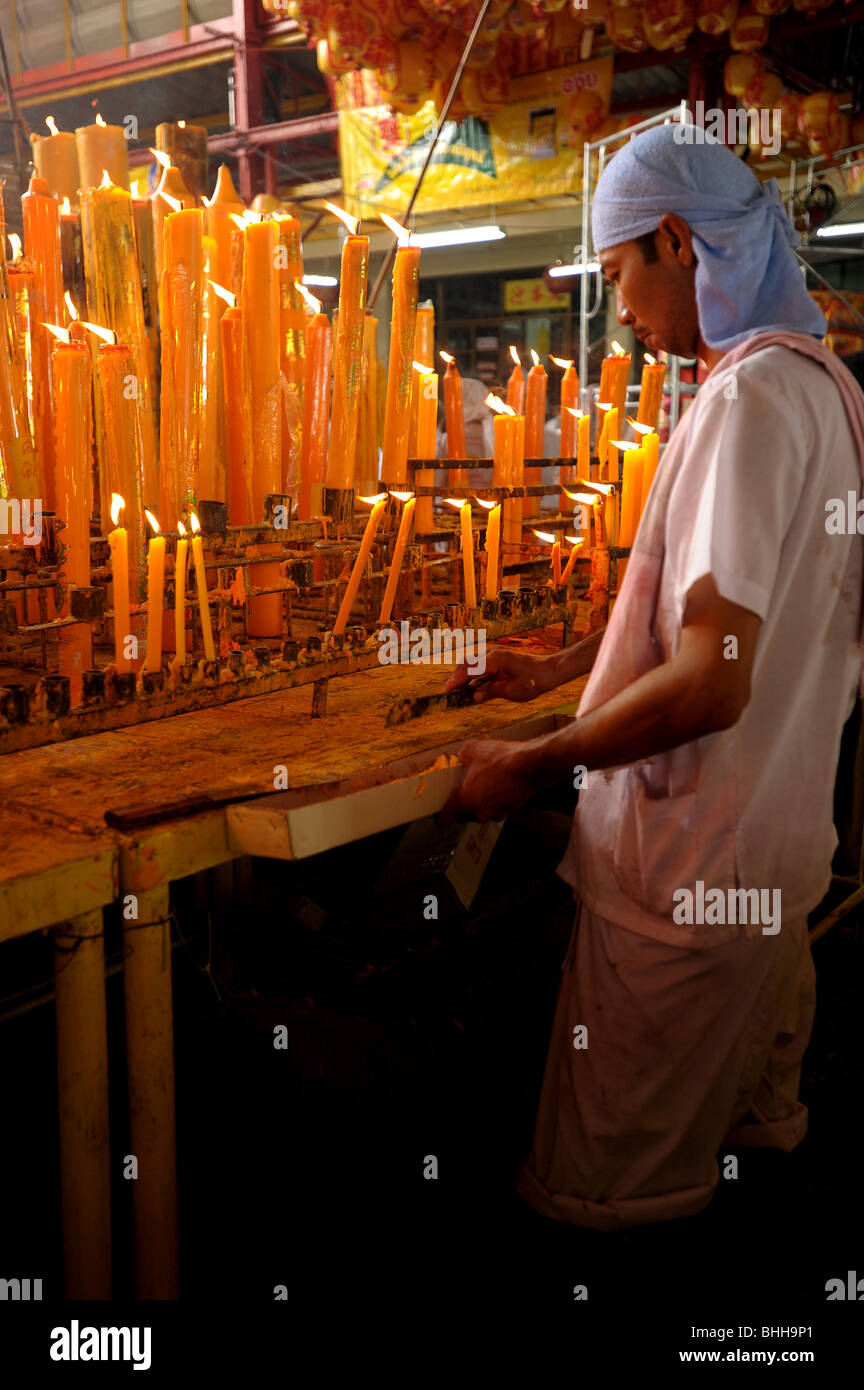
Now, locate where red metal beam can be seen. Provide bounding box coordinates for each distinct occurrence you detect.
[206,110,338,153]
[232,0,269,200]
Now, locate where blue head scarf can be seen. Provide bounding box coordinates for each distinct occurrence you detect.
[590,123,826,352]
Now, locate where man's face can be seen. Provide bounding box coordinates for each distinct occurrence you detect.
[597,213,701,360]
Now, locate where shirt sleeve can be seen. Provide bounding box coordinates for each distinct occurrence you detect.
[665,351,811,623]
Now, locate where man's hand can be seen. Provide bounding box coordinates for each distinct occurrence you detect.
[438,739,538,827]
[444,646,554,705]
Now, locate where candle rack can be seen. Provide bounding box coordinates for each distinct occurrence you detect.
[0,458,619,754]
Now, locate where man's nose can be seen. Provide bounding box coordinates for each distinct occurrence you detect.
[616,284,635,326]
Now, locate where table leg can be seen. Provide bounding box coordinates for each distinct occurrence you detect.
[123,884,179,1299]
[54,908,112,1299]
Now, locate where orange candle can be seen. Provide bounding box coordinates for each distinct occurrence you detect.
[206,164,245,292]
[240,218,281,519]
[31,118,79,204]
[440,351,466,483]
[508,414,525,550]
[173,520,189,666]
[378,491,415,626]
[298,293,332,519]
[80,172,157,507]
[333,494,386,634]
[599,340,631,422]
[640,429,660,512]
[159,200,204,523]
[381,242,420,486]
[506,345,525,414]
[219,295,248,525]
[637,353,666,431]
[553,357,578,459]
[7,238,46,503]
[199,236,225,504]
[616,441,645,549]
[524,349,547,519]
[560,536,584,583]
[484,501,501,600]
[89,325,144,594]
[151,154,193,286]
[448,498,476,610]
[356,311,380,496]
[189,511,216,661]
[326,208,369,490]
[408,301,435,457]
[50,335,92,704]
[413,361,438,535]
[76,115,130,194]
[108,493,132,672]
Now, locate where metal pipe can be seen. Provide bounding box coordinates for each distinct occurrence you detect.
[367,0,493,311]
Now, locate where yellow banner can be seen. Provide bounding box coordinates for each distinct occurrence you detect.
[503,278,570,312]
[339,57,614,220]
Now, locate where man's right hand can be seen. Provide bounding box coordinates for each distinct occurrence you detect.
[445,647,556,704]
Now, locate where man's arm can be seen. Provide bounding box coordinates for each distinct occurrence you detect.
[439,577,761,824]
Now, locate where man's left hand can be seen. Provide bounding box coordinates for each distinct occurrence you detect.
[438,739,538,827]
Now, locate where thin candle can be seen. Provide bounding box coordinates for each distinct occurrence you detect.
[378,491,416,626]
[108,493,132,672]
[482,498,502,600]
[189,511,216,661]
[534,529,561,585]
[447,498,476,610]
[333,493,387,634]
[143,510,165,672]
[560,536,585,583]
[174,520,189,665]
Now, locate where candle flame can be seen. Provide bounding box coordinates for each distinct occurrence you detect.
[610,339,627,357]
[550,356,574,369]
[82,321,118,345]
[565,536,585,547]
[357,492,387,505]
[145,510,160,534]
[533,530,556,544]
[189,511,201,534]
[626,418,654,437]
[7,233,22,260]
[177,519,187,536]
[45,115,60,136]
[530,349,540,368]
[99,169,113,189]
[644,352,656,365]
[485,392,515,416]
[209,280,237,309]
[595,400,612,411]
[325,202,360,236]
[445,498,469,510]
[412,360,433,375]
[151,148,172,172]
[566,407,584,418]
[474,496,495,511]
[569,492,601,506]
[65,291,79,321]
[610,439,639,452]
[160,190,182,212]
[569,478,613,496]
[178,120,186,129]
[389,490,414,502]
[509,346,521,367]
[295,280,321,314]
[44,323,70,344]
[60,196,72,215]
[440,351,455,365]
[95,113,107,127]
[380,212,408,240]
[229,213,246,232]
[110,493,125,526]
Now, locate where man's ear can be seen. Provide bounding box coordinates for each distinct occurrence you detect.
[658,213,695,268]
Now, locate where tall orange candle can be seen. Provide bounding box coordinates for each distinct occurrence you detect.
[408,301,435,457]
[198,236,225,504]
[636,353,666,431]
[50,334,92,704]
[553,356,578,459]
[599,340,631,422]
[108,493,132,672]
[333,494,386,634]
[440,351,466,480]
[506,345,525,414]
[217,290,248,525]
[381,231,420,487]
[356,311,380,496]
[76,115,130,194]
[524,349,547,519]
[615,441,645,549]
[31,118,79,204]
[88,324,144,595]
[378,491,415,626]
[297,288,332,519]
[151,153,193,289]
[326,207,369,490]
[159,199,204,523]
[508,413,525,551]
[206,165,245,292]
[7,238,46,503]
[413,361,438,535]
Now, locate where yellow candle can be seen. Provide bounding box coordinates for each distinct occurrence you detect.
[617,443,645,548]
[143,511,166,672]
[577,412,590,474]
[174,521,189,664]
[108,493,132,672]
[31,119,79,203]
[640,430,660,513]
[189,511,216,661]
[484,502,501,600]
[450,499,476,609]
[333,495,386,634]
[381,242,421,486]
[378,492,415,626]
[76,116,130,193]
[507,414,525,551]
[414,362,438,535]
[560,536,584,583]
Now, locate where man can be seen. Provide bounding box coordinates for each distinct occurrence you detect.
[440,125,864,1228]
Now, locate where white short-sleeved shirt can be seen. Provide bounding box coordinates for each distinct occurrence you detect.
[559,345,863,947]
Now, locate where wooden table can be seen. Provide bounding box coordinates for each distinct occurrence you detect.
[0,660,587,1299]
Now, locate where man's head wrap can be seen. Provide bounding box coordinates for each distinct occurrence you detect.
[590,123,827,352]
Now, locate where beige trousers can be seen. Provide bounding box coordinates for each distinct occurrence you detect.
[517,900,816,1230]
